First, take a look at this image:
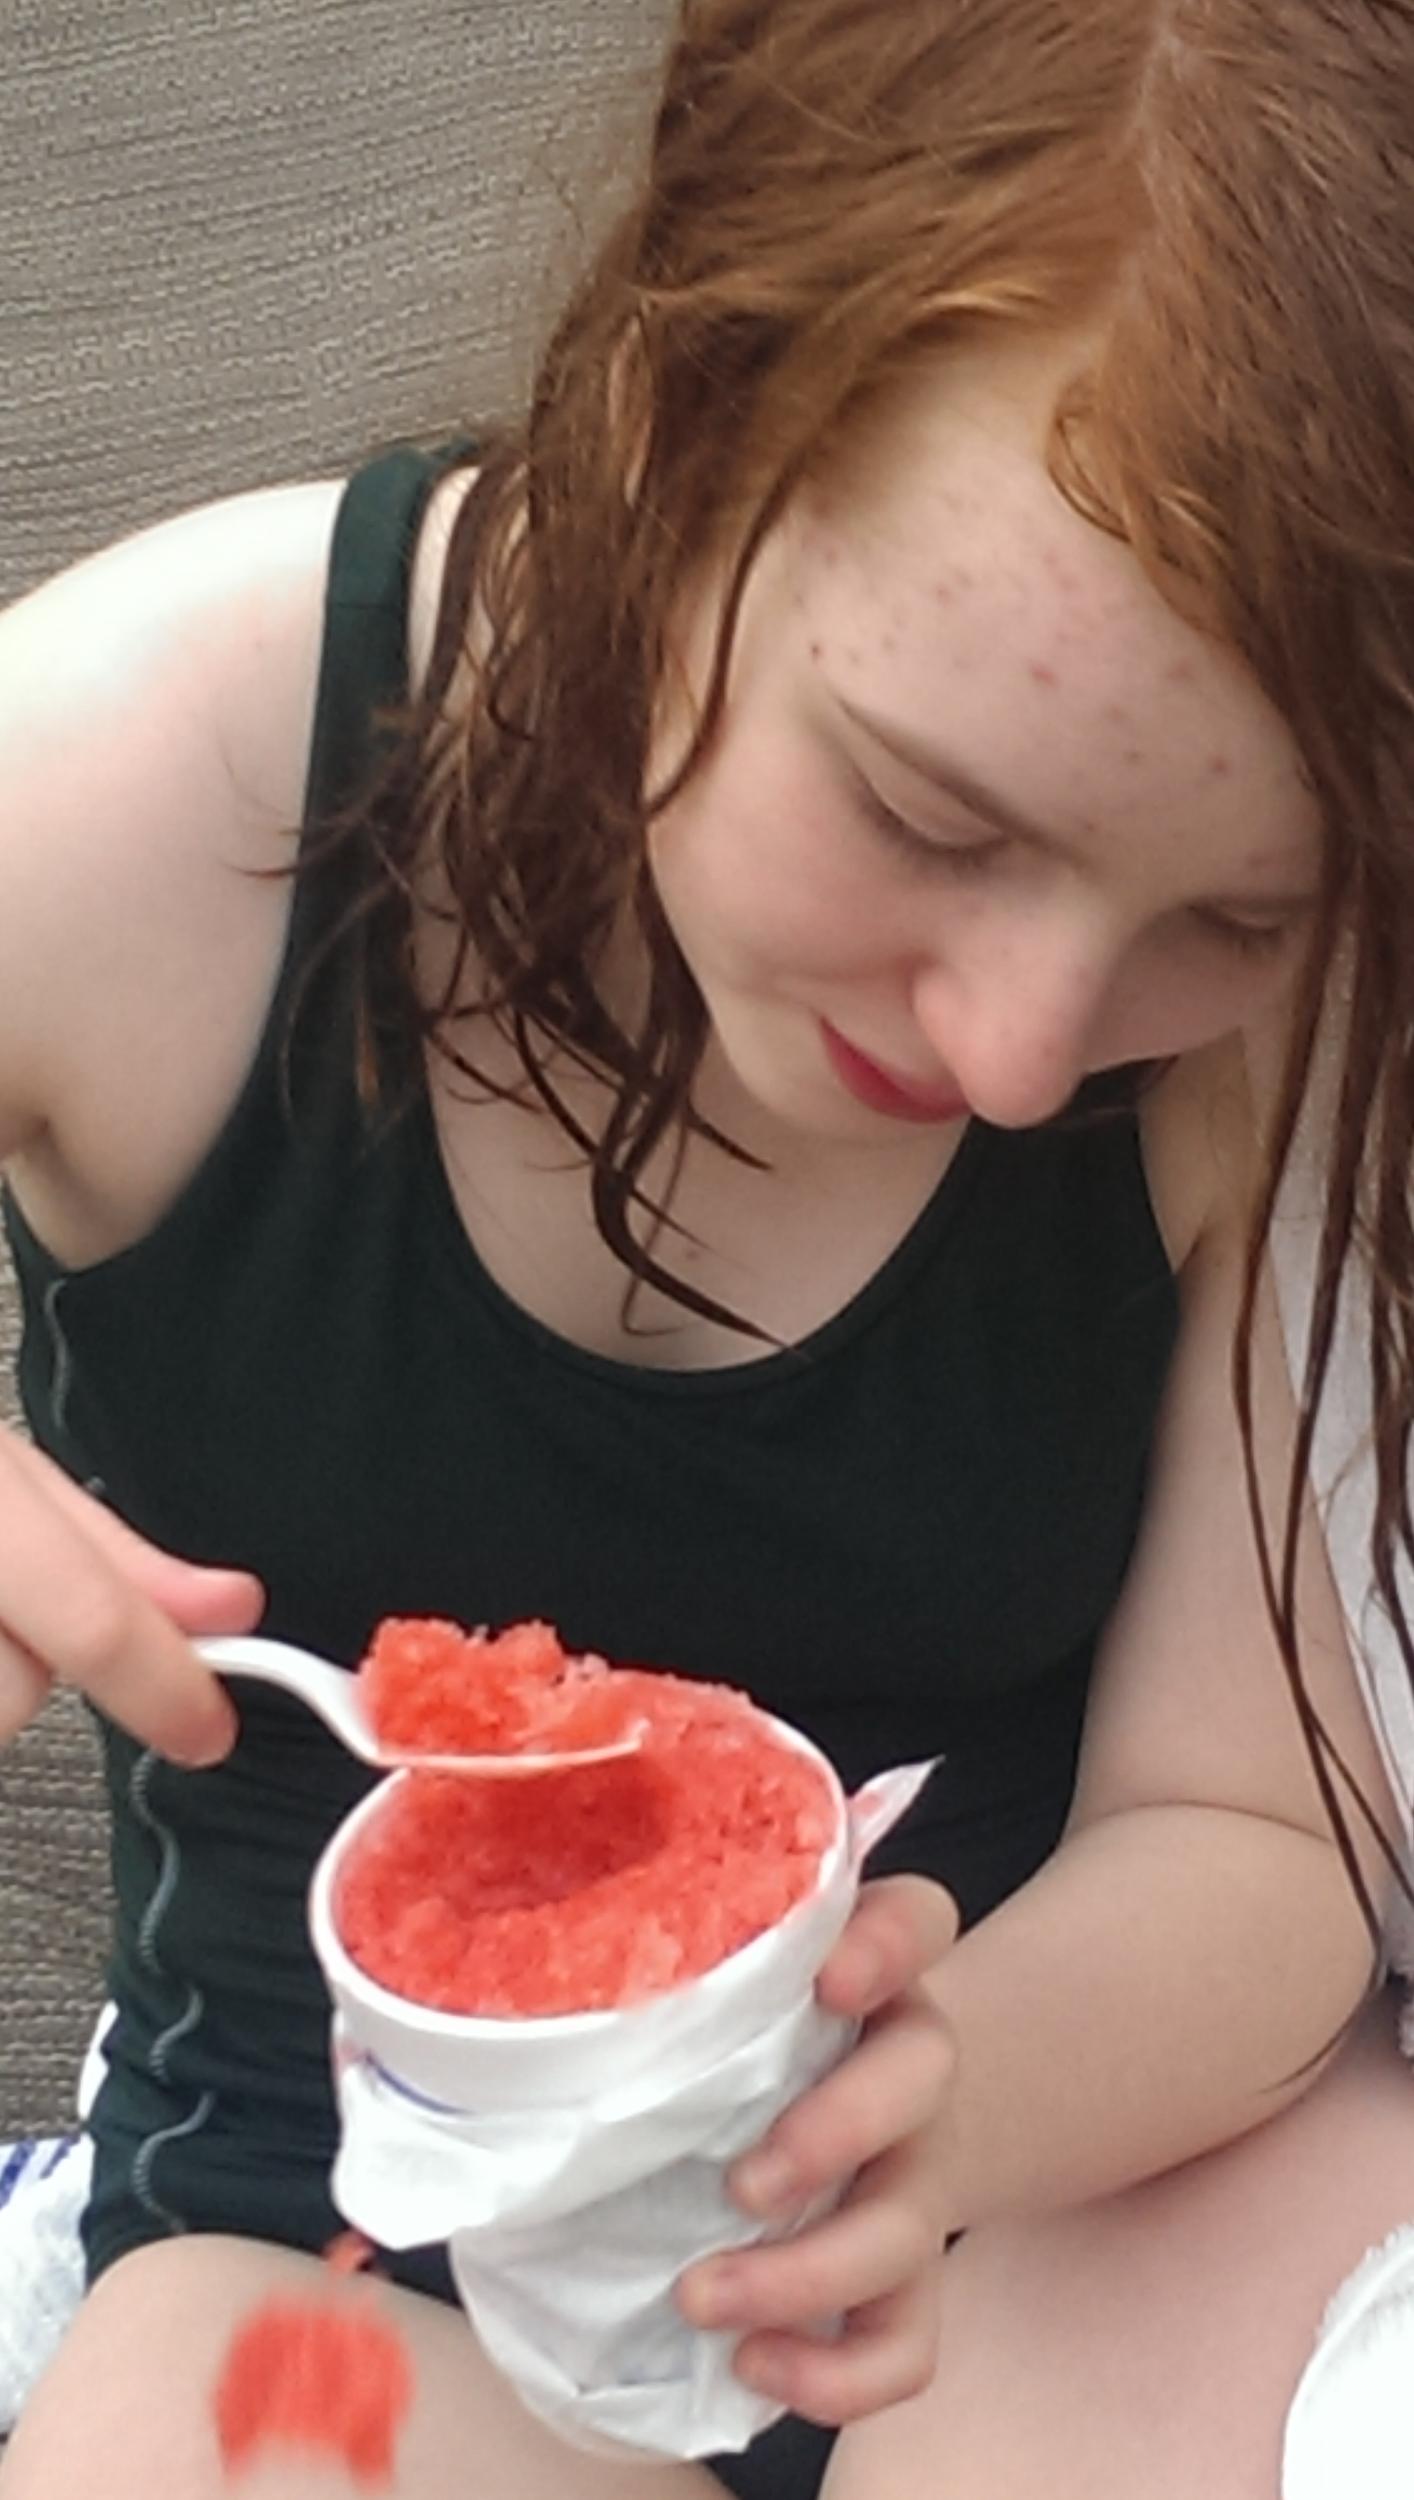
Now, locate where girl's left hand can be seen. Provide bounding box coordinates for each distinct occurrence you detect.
[676,1874,961,2426]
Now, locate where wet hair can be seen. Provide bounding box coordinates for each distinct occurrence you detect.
[316,0,1414,1936]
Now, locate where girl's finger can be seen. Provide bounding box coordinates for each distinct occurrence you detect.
[734,2260,944,2428]
[684,2141,937,2334]
[730,1992,953,2219]
[815,1872,960,2019]
[0,1624,52,1746]
[0,1442,249,1763]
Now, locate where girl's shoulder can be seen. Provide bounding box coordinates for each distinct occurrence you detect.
[0,453,481,1269]
[0,473,352,1259]
[1139,1033,1265,1280]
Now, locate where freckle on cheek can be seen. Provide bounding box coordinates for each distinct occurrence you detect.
[1209,755,1233,778]
[1029,661,1059,689]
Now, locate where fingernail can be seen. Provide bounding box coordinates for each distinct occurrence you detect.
[178,1715,236,1769]
[736,2151,799,2213]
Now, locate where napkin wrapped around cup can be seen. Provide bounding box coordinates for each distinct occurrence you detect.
[308,1732,940,2462]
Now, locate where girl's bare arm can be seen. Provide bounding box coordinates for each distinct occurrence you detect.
[0,481,345,1752]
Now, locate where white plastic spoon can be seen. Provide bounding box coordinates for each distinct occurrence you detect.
[197,1634,647,1777]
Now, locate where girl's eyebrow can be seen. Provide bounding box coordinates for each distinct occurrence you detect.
[836,692,1320,915]
[836,691,1070,852]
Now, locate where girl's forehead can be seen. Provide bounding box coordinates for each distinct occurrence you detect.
[800,345,1198,671]
[774,375,1329,915]
[789,371,1321,878]
[804,391,1198,690]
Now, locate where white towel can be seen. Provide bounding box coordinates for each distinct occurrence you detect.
[1283,2225,1414,2498]
[0,2136,92,2433]
[0,2001,113,2432]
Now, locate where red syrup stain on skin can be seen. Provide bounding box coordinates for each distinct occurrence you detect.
[213,2238,415,2487]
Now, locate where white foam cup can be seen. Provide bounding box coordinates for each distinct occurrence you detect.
[306,1718,940,2459]
[308,1712,852,2112]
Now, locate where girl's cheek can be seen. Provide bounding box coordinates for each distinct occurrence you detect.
[1100,951,1291,1069]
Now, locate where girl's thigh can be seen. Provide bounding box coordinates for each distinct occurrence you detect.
[0,2234,725,2500]
[826,1984,1414,2500]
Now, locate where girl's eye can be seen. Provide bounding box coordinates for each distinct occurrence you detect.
[855,779,999,874]
[1191,909,1295,961]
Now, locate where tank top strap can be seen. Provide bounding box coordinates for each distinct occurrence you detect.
[300,435,475,836]
[273,432,478,1103]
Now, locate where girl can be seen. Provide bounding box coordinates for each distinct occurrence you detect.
[2,3,1414,2493]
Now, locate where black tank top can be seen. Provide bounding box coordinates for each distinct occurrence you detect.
[2,443,1179,2110]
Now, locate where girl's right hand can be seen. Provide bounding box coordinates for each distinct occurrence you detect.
[0,1429,263,1763]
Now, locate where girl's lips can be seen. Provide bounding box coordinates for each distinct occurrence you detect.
[819,1023,970,1124]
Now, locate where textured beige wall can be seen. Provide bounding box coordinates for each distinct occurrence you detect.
[1,0,674,605]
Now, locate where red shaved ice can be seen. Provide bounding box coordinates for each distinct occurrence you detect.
[358,1617,643,1758]
[334,1648,839,2016]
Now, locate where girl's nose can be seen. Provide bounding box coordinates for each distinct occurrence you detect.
[912,946,1107,1131]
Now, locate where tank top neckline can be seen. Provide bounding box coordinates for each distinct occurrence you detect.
[409,1079,996,1399]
